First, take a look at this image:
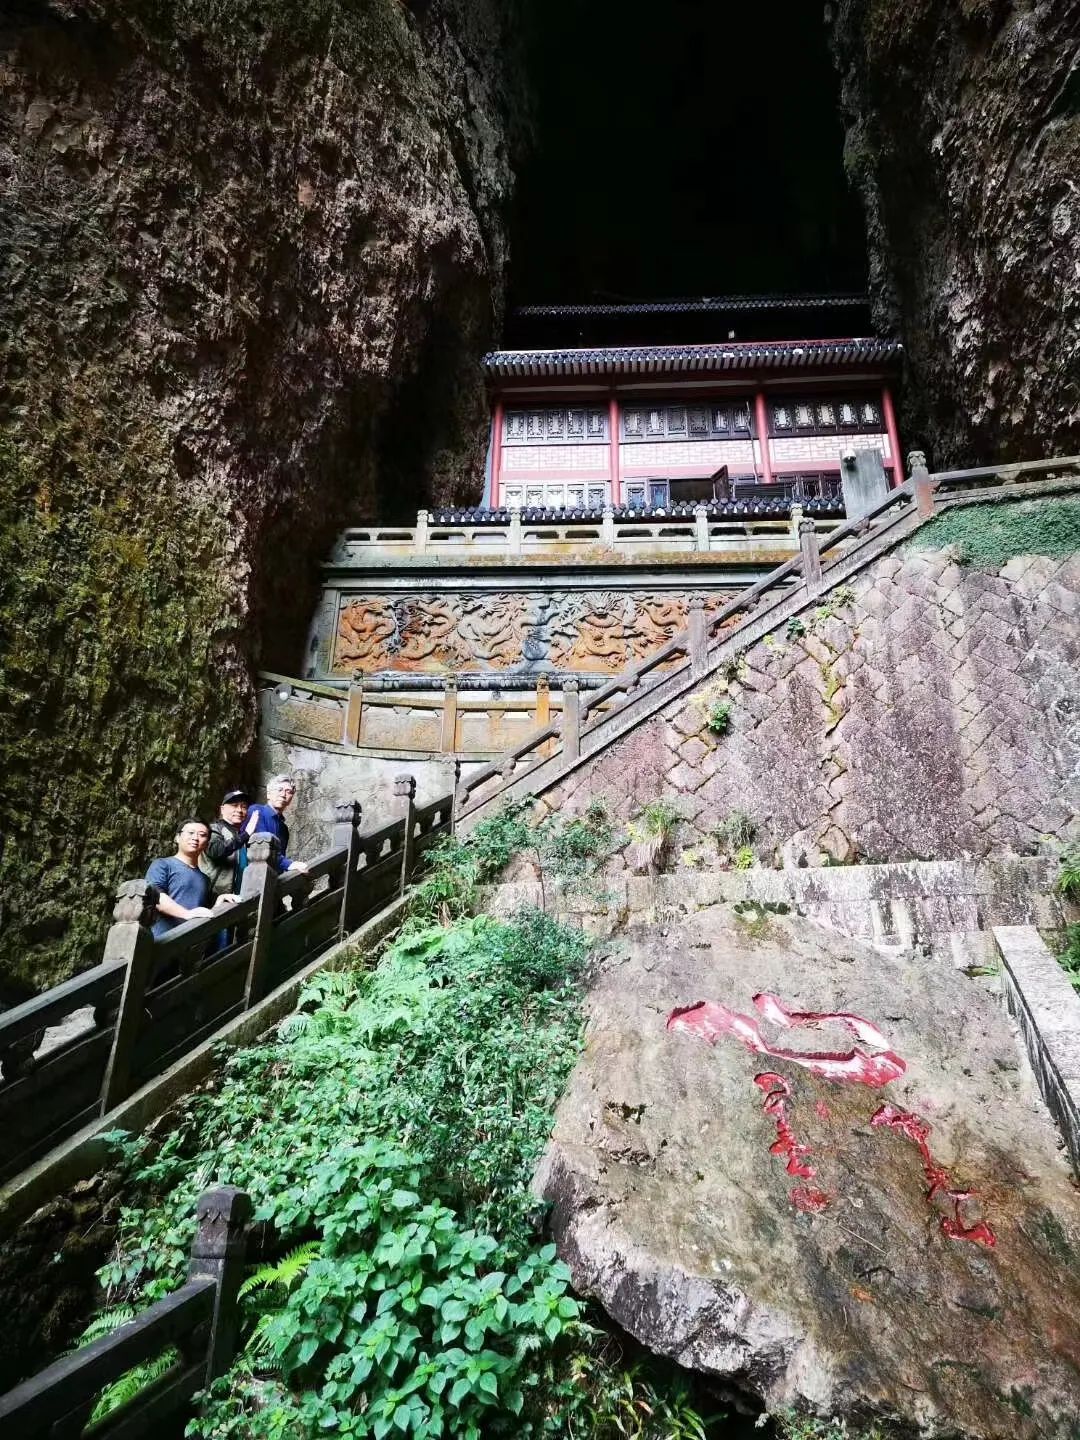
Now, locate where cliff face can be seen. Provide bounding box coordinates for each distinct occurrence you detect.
[830,0,1080,467]
[0,0,524,996]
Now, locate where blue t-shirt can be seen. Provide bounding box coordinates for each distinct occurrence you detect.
[146,857,211,938]
[244,804,293,873]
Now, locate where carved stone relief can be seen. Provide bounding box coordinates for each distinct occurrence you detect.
[331,592,730,675]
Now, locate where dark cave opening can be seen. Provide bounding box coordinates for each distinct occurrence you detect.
[506,0,867,346]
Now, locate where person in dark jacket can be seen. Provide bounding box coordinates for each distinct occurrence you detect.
[243,774,309,874]
[200,789,250,897]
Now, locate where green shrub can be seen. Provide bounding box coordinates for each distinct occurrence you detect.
[1057,847,1080,904]
[785,617,806,641]
[627,801,682,873]
[705,700,731,735]
[712,810,755,855]
[1058,925,1080,992]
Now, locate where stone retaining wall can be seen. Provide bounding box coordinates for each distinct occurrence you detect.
[534,539,1080,865]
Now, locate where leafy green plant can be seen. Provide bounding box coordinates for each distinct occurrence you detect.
[712,810,755,857]
[786,617,807,641]
[1057,847,1080,904]
[68,1307,178,1424]
[733,845,755,871]
[1057,925,1080,992]
[705,699,731,736]
[626,800,682,874]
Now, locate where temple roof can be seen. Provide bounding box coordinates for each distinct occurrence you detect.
[482,336,902,379]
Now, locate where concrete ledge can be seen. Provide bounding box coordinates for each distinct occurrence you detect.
[0,897,406,1240]
[994,924,1080,1174]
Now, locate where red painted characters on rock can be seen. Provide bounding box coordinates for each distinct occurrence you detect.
[667,991,995,1247]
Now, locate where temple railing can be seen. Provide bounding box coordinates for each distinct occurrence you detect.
[0,1186,251,1439]
[453,453,1080,821]
[329,504,846,565]
[0,780,449,1185]
[260,672,614,760]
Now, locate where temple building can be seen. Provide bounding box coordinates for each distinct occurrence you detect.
[481,296,902,513]
[262,295,905,827]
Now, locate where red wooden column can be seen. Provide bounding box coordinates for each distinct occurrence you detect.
[882,385,902,486]
[754,391,774,484]
[491,400,505,507]
[608,395,620,504]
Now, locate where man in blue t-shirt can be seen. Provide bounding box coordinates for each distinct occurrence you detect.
[146,818,240,938]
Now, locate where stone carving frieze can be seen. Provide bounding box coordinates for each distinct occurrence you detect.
[332,591,725,675]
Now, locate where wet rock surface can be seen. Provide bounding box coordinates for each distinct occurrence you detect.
[830,1,1080,465]
[537,905,1080,1435]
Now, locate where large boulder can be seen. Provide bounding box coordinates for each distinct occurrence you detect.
[537,904,1080,1435]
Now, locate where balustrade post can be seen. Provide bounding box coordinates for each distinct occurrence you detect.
[693,502,710,552]
[333,801,363,936]
[799,515,823,595]
[415,508,430,555]
[395,774,417,893]
[344,676,365,747]
[534,673,550,729]
[187,1186,252,1383]
[601,504,615,548]
[789,501,803,540]
[909,449,936,518]
[240,833,281,1008]
[99,880,159,1113]
[440,675,459,753]
[562,677,581,762]
[688,595,708,678]
[508,507,522,555]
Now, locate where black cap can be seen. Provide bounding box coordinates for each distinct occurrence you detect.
[222,789,250,804]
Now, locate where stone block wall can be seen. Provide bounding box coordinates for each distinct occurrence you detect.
[534,541,1080,866]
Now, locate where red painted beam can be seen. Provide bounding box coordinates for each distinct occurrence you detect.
[882,385,902,485]
[754,391,773,484]
[608,395,620,504]
[491,400,505,507]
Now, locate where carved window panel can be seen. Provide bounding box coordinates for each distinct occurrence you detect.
[666,406,687,434]
[626,482,647,507]
[567,484,585,508]
[526,486,544,506]
[770,395,886,436]
[622,409,644,438]
[688,407,709,435]
[646,409,665,437]
[623,400,752,442]
[503,485,523,508]
[504,406,607,444]
[588,485,607,508]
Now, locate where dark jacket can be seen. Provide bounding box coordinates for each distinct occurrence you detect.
[199,818,246,895]
[244,803,294,874]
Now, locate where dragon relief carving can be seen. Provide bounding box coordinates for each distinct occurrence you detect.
[332,591,718,674]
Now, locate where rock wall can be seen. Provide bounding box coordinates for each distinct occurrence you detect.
[535,501,1080,867]
[0,0,524,996]
[829,0,1080,466]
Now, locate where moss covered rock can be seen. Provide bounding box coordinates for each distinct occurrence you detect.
[0,0,524,996]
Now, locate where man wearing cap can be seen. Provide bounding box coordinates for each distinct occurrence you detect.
[200,789,251,897]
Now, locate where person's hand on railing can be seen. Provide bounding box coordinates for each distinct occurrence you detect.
[213,894,241,911]
[288,860,310,874]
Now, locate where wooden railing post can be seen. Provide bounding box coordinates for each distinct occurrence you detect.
[99,880,158,1113]
[240,833,280,1008]
[688,594,708,678]
[909,449,936,518]
[799,515,823,595]
[344,676,365,746]
[333,800,363,935]
[395,774,417,893]
[187,1186,252,1383]
[508,507,522,555]
[440,676,459,753]
[693,502,710,552]
[415,508,430,555]
[601,504,615,548]
[562,677,581,762]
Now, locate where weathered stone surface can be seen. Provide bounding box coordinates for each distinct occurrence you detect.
[547,524,1080,868]
[0,0,524,995]
[537,905,1080,1434]
[830,1,1080,465]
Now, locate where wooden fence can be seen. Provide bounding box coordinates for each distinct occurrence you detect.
[0,780,450,1185]
[0,1186,251,1439]
[453,453,1080,821]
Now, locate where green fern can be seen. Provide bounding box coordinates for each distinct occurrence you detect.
[91,1350,178,1423]
[238,1242,320,1301]
[1057,847,1080,903]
